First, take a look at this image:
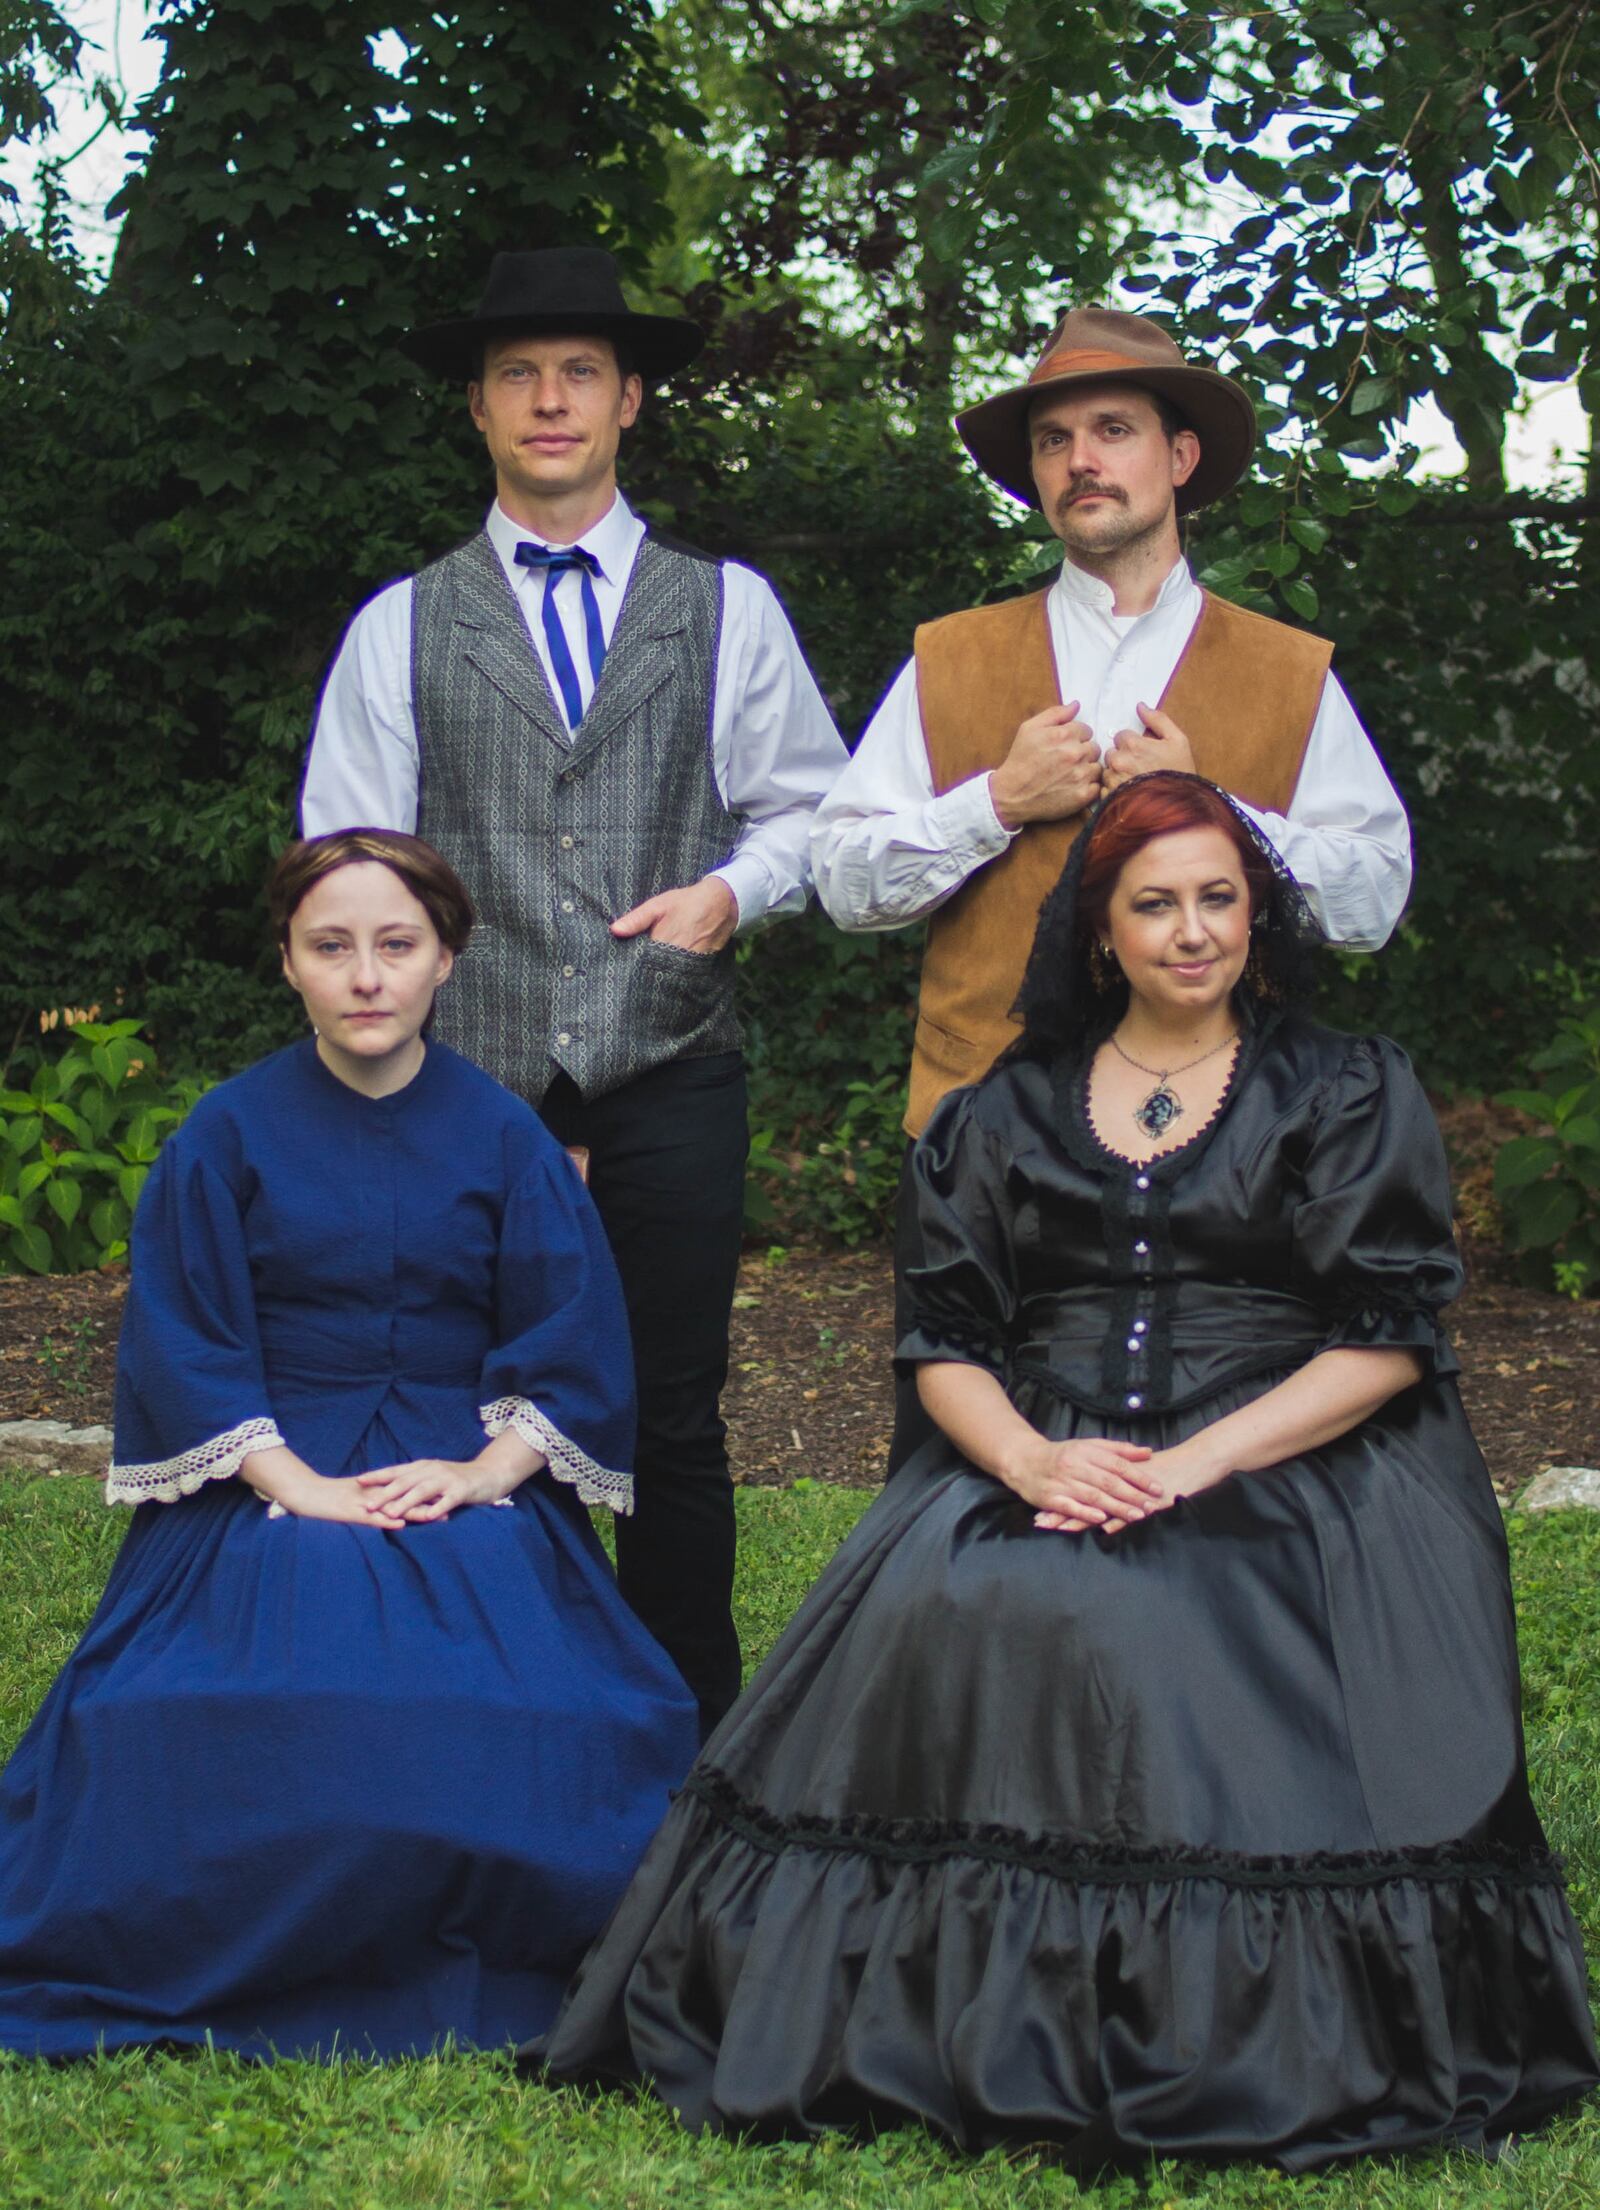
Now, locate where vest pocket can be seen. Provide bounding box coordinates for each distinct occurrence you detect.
[630,935,740,1056]
[913,1010,988,1086]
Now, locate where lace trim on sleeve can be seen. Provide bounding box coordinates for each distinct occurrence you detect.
[105,1416,286,1507]
[479,1396,634,1516]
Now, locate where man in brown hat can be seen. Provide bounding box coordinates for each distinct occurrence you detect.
[301,248,848,1732]
[809,305,1411,1462]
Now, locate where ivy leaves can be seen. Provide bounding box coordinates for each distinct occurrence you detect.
[1,3,695,1071]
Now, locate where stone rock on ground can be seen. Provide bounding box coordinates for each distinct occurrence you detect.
[4,1234,1600,1498]
[1520,1466,1600,1512]
[0,1418,113,1477]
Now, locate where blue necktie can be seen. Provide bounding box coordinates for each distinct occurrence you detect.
[512,542,608,728]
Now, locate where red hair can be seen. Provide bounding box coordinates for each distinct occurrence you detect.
[1076,777,1272,939]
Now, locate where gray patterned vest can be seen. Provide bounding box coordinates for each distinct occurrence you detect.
[412,529,742,1104]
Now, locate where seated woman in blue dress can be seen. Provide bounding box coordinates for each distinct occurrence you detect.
[535,773,1598,2169]
[0,829,697,2060]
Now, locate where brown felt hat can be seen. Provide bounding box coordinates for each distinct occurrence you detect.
[401,247,704,384]
[956,306,1256,516]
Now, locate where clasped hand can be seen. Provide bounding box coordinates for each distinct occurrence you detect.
[353,1459,511,1524]
[1000,1435,1222,1537]
[241,1437,542,1528]
[990,701,1196,828]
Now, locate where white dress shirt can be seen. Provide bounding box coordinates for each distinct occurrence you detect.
[302,494,849,928]
[810,556,1411,951]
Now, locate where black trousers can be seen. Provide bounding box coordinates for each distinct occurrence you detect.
[886,1137,940,1476]
[539,1052,747,1737]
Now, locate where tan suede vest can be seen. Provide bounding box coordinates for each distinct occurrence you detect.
[906,587,1333,1134]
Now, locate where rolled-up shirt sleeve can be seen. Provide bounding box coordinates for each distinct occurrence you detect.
[1235,673,1412,953]
[809,659,1019,932]
[299,579,420,834]
[815,652,1410,950]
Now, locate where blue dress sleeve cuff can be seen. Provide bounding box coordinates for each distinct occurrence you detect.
[105,1415,286,1507]
[480,1396,634,1516]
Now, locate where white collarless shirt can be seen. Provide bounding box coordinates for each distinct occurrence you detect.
[810,555,1412,951]
[301,494,848,928]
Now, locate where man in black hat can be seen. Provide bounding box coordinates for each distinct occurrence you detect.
[809,305,1411,1466]
[302,248,847,1733]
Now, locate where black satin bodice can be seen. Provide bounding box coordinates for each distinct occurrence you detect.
[899,1014,1464,1417]
[539,1014,1600,2163]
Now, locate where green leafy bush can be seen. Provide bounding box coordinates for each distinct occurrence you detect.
[0,1022,205,1275]
[740,918,919,1242]
[751,1073,907,1246]
[1494,1003,1600,1297]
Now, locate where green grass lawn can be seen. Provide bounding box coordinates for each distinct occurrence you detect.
[1,1473,1598,2210]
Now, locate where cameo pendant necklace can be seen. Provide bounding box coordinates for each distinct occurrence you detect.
[1110,1028,1239,1141]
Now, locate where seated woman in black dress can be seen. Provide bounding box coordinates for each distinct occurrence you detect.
[535,772,1598,2169]
[0,831,697,2060]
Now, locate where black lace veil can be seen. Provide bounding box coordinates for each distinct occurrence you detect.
[998,771,1326,1072]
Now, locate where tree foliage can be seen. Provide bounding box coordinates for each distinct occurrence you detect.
[1,0,697,1067]
[692,0,1600,1091]
[1,0,1598,1132]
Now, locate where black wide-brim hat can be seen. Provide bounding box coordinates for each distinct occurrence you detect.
[400,247,705,383]
[956,306,1256,516]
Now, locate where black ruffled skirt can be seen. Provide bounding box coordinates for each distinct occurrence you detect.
[531,1372,1598,2168]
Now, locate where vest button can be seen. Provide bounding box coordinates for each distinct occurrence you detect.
[1126,1393,1143,1410]
[1135,1174,1151,1190]
[556,1031,572,1047]
[1134,1239,1150,1255]
[559,835,574,850]
[1126,1337,1141,1354]
[562,964,576,978]
[561,899,574,914]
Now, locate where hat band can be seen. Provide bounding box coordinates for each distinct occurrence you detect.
[1028,345,1171,387]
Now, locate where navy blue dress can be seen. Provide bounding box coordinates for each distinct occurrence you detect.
[0,1039,697,2059]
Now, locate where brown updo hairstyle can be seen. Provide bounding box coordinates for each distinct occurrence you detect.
[267,831,475,952]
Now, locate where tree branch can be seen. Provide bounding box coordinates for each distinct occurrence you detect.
[1399,495,1600,526]
[718,496,1600,563]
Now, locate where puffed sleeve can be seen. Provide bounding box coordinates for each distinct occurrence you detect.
[896,1084,1021,1378]
[1290,1036,1463,1374]
[107,1122,285,1506]
[477,1123,638,1515]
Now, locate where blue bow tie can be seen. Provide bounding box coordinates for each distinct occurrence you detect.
[513,541,607,727]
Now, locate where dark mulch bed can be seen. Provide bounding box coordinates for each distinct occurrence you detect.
[2,1101,1596,1499]
[0,1269,124,1430]
[3,1239,1596,1503]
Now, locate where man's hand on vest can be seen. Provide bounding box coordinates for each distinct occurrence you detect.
[988,702,1103,830]
[611,875,739,954]
[1103,702,1197,788]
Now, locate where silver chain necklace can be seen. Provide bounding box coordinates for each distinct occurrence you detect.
[1110,1028,1239,1141]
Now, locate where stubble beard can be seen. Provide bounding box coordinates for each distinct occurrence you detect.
[1051,486,1166,566]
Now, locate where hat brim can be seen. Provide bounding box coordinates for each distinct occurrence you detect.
[399,309,705,384]
[956,364,1256,516]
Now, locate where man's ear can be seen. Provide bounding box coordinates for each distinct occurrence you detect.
[1171,427,1201,489]
[467,380,487,432]
[619,374,643,431]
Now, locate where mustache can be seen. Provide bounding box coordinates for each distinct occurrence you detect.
[1056,477,1126,512]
